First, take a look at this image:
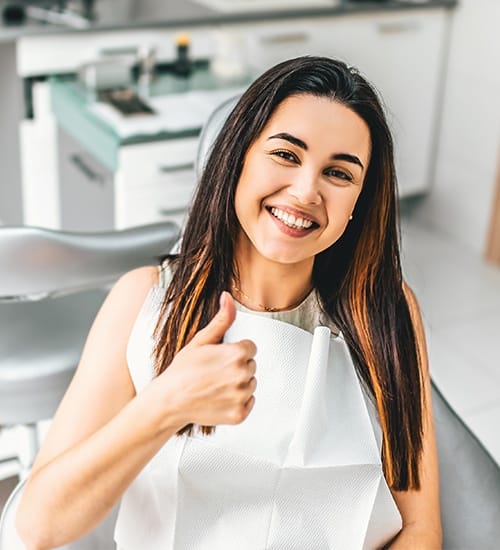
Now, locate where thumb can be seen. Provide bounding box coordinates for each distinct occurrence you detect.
[191,291,236,346]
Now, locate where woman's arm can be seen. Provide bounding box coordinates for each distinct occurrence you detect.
[389,283,442,549]
[16,267,256,550]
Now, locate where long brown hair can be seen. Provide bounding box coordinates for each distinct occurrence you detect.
[153,56,424,491]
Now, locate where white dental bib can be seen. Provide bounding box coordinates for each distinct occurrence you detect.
[115,291,402,549]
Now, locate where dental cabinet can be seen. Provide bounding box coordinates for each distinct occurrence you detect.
[16,4,453,231]
[48,69,247,231]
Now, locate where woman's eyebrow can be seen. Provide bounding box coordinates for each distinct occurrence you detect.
[268,132,307,150]
[268,132,364,170]
[332,153,364,170]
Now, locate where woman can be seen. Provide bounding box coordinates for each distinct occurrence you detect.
[17,56,441,549]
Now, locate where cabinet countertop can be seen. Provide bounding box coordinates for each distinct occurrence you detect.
[49,68,253,172]
[1,0,457,43]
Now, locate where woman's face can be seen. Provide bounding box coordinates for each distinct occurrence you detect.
[234,94,371,268]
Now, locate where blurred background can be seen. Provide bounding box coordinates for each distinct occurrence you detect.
[0,0,499,509]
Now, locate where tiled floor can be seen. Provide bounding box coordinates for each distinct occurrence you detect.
[401,217,500,463]
[1,215,499,511]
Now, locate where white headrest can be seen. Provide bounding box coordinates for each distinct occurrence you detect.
[195,95,240,181]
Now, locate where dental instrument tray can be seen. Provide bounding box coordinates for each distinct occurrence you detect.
[99,88,156,117]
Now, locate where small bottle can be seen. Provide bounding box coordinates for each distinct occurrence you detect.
[137,44,156,96]
[173,33,193,77]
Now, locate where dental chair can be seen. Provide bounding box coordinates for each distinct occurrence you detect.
[431,383,500,549]
[2,96,500,550]
[0,221,179,478]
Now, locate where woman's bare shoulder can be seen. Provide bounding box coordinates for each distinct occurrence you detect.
[114,265,161,293]
[69,263,162,384]
[110,264,163,321]
[106,264,160,306]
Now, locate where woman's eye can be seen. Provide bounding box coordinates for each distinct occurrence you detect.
[271,150,298,163]
[325,167,353,182]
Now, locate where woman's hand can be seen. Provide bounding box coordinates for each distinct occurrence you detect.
[153,291,258,430]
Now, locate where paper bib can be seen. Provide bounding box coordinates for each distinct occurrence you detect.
[115,311,402,549]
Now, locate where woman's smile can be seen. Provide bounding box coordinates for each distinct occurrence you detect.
[266,205,319,237]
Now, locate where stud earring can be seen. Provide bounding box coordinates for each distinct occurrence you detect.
[349,215,353,221]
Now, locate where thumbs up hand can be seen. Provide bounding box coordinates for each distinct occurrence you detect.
[190,290,238,346]
[154,292,257,430]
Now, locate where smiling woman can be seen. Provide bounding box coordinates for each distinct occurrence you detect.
[16,56,441,550]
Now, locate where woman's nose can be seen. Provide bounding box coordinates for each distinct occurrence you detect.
[287,171,321,205]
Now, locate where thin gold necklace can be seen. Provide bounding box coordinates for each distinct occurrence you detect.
[231,284,313,313]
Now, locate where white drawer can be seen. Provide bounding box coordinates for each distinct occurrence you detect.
[115,168,196,229]
[118,137,199,189]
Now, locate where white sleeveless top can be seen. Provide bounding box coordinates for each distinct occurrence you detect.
[114,267,402,550]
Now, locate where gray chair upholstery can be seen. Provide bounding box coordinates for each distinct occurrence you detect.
[0,222,179,474]
[432,383,500,549]
[0,477,118,549]
[194,95,500,549]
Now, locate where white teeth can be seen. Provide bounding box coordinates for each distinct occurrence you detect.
[270,207,314,229]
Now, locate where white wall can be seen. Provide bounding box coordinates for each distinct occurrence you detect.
[417,0,500,255]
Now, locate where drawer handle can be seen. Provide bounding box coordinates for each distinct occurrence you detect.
[158,206,188,216]
[377,21,419,34]
[70,154,105,185]
[259,32,310,45]
[158,162,194,173]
